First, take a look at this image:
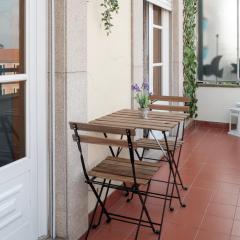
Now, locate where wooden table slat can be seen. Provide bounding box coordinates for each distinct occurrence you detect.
[118,109,188,119]
[94,116,177,128]
[100,115,179,125]
[89,108,187,132]
[90,119,175,131]
[110,112,184,122]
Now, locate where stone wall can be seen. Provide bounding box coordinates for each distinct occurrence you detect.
[55,0,88,239]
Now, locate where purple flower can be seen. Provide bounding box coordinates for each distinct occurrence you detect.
[131,83,141,92]
[142,82,149,91]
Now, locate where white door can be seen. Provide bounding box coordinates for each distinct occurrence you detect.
[0,0,47,239]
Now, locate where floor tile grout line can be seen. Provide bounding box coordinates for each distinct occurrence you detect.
[181,127,217,240]
[178,127,221,199]
[123,226,138,240]
[180,127,211,170]
[165,157,206,217]
[166,127,211,216]
[231,194,240,237]
[230,203,238,238]
[87,193,134,239]
[181,163,206,203]
[193,190,216,240]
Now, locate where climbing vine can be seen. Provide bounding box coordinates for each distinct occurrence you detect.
[183,0,198,118]
[101,0,119,35]
[100,0,198,116]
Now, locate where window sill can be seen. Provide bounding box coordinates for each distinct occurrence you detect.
[197,82,240,88]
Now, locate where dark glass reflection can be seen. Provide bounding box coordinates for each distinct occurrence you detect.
[153,67,162,95]
[0,82,25,166]
[198,0,238,83]
[153,28,161,63]
[0,0,25,75]
[153,5,162,25]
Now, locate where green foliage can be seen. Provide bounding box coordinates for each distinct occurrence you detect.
[135,92,151,109]
[101,0,119,35]
[183,0,198,118]
[132,83,151,109]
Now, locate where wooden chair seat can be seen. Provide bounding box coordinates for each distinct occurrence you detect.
[88,156,162,185]
[136,138,184,151]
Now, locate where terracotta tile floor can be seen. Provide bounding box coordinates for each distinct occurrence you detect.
[86,124,240,240]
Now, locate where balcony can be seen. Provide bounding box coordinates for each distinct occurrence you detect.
[81,123,240,240]
[1,0,240,239]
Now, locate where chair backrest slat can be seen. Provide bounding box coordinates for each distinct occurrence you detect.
[72,134,137,149]
[149,95,190,113]
[149,104,190,112]
[70,121,137,183]
[150,95,191,103]
[69,122,135,136]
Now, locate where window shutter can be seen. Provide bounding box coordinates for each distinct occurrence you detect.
[146,0,172,11]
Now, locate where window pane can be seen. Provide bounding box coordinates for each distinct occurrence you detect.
[153,28,161,63]
[198,0,238,82]
[153,66,162,95]
[153,5,161,25]
[0,0,25,75]
[0,82,25,166]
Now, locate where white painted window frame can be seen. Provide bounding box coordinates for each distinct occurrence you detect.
[0,0,48,238]
[146,0,172,11]
[148,3,170,96]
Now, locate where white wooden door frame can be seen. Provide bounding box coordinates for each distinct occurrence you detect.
[36,0,48,238]
[28,0,48,238]
[0,0,48,239]
[23,0,48,238]
[28,0,49,237]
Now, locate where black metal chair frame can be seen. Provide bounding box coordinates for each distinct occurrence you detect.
[104,122,186,211]
[146,98,189,191]
[139,119,187,192]
[130,96,189,211]
[147,122,187,211]
[123,121,186,211]
[70,122,175,240]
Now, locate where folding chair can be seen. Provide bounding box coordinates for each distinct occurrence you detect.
[70,122,172,240]
[135,95,190,210]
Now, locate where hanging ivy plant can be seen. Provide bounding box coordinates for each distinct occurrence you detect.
[101,0,119,35]
[183,0,198,118]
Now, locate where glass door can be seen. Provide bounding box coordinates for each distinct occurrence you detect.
[0,0,26,166]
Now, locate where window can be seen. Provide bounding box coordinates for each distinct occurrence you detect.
[0,0,26,167]
[0,0,25,75]
[198,0,240,85]
[148,3,170,95]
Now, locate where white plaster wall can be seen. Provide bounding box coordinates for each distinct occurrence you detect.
[87,0,132,212]
[197,87,240,123]
[87,0,131,119]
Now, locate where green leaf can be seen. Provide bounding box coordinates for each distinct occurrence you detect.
[183,0,198,118]
[100,0,119,35]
